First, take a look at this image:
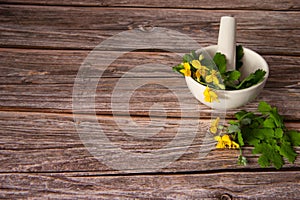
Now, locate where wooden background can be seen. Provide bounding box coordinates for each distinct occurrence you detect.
[1,0,300,199]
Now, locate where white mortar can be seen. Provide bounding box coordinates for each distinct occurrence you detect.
[185,45,269,110]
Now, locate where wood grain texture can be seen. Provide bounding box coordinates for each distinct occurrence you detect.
[0,49,299,119]
[1,171,300,199]
[1,49,299,85]
[0,111,299,173]
[1,0,300,10]
[1,1,300,199]
[0,5,300,55]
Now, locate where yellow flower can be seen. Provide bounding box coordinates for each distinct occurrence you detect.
[214,135,240,149]
[210,117,220,134]
[206,70,220,85]
[191,59,211,82]
[191,60,201,69]
[180,62,191,77]
[205,70,225,89]
[203,87,219,103]
[199,54,204,61]
[217,83,225,90]
[194,66,208,82]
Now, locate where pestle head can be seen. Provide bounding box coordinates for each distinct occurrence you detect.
[217,16,236,72]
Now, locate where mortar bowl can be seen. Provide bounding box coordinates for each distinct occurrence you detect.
[185,45,269,110]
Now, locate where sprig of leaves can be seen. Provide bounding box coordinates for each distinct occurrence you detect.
[227,101,300,169]
[235,69,266,89]
[213,45,266,90]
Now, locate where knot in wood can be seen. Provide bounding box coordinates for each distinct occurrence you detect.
[138,24,154,32]
[220,193,232,200]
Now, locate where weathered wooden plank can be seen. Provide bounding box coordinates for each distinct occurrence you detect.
[0,111,299,173]
[0,5,300,54]
[1,171,300,199]
[1,49,299,119]
[1,0,299,10]
[1,84,299,119]
[0,2,298,198]
[1,49,299,86]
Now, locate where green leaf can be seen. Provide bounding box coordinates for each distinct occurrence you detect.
[274,128,283,138]
[252,143,264,154]
[254,143,284,169]
[251,69,266,82]
[258,101,272,114]
[183,54,193,63]
[253,128,274,140]
[229,120,239,125]
[249,120,260,129]
[236,45,244,70]
[258,154,271,168]
[172,63,184,74]
[191,50,197,59]
[236,69,266,89]
[278,141,297,163]
[263,128,275,140]
[269,146,284,169]
[263,118,275,129]
[247,136,260,146]
[252,128,265,140]
[237,131,244,146]
[287,130,300,146]
[242,127,260,146]
[241,118,251,125]
[227,70,241,81]
[234,110,253,121]
[213,52,226,74]
[269,111,284,128]
[223,70,242,89]
[228,124,240,133]
[266,139,277,146]
[258,102,284,128]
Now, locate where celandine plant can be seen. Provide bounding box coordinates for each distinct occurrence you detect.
[173,45,266,103]
[211,102,300,169]
[173,46,300,169]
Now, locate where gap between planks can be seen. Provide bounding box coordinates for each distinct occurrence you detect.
[1,166,300,176]
[0,0,299,11]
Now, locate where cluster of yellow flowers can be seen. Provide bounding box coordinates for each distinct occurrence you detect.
[178,56,239,150]
[179,59,224,103]
[214,135,240,149]
[203,87,219,103]
[209,117,240,149]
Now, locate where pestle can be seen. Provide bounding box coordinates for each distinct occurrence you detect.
[217,16,236,71]
[185,16,269,109]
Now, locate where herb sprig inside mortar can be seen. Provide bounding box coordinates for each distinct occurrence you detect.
[173,45,266,90]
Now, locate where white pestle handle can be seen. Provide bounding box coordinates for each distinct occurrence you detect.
[217,16,236,71]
